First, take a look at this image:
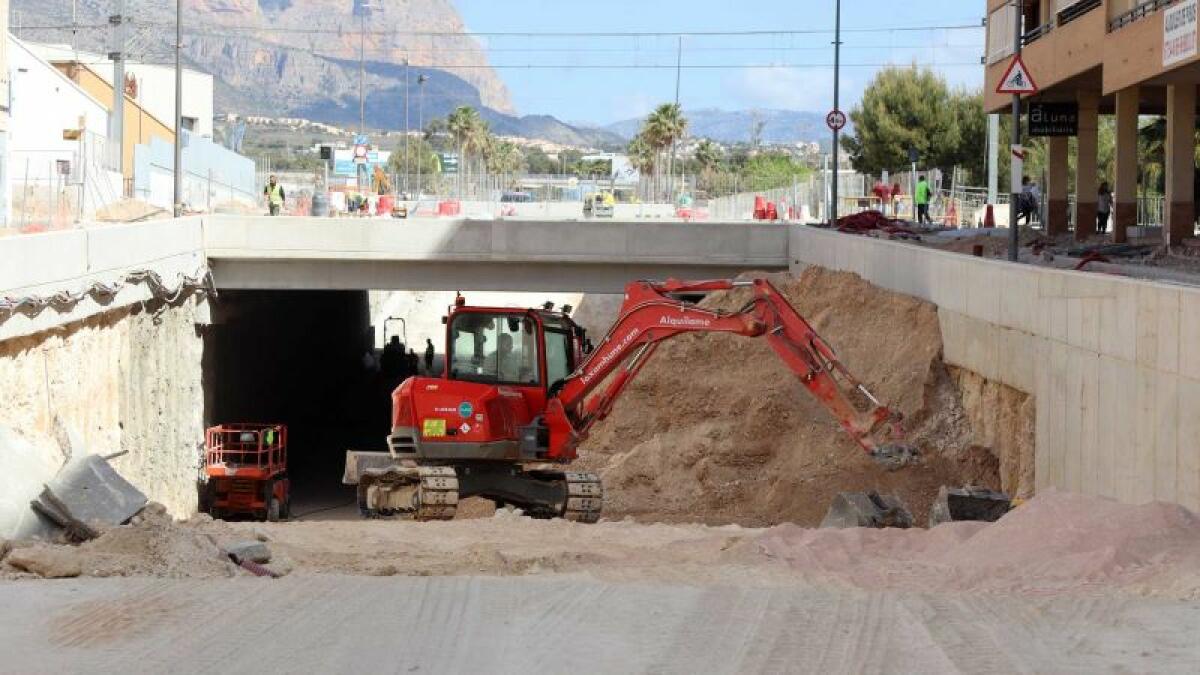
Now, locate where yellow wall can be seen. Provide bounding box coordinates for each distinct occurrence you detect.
[55,63,174,181]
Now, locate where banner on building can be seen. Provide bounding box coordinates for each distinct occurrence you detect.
[1164,0,1198,67]
[333,148,391,177]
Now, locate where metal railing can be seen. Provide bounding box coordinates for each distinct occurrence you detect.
[1109,0,1175,31]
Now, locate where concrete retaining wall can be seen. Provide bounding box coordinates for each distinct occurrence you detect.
[0,298,205,538]
[789,225,1200,511]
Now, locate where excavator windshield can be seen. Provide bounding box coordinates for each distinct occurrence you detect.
[448,312,540,386]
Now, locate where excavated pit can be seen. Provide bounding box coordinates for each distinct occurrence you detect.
[576,267,1012,527]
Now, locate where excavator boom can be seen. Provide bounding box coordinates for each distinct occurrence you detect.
[545,278,914,465]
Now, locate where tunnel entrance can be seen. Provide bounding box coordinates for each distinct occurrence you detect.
[203,290,409,518]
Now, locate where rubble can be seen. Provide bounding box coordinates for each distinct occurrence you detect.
[30,454,148,542]
[6,546,83,578]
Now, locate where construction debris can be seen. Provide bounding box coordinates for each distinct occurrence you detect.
[928,486,1013,528]
[835,210,920,239]
[29,454,148,542]
[5,546,83,578]
[224,540,271,565]
[820,491,913,529]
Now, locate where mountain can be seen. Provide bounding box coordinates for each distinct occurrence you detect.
[12,0,516,124]
[604,108,842,146]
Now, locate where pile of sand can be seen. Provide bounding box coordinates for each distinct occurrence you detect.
[757,490,1200,597]
[577,268,1001,527]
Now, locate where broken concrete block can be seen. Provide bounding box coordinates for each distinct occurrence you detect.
[38,454,148,538]
[820,491,913,529]
[928,486,1013,528]
[224,540,271,564]
[6,546,83,578]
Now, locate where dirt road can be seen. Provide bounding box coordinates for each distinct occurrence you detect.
[4,492,1200,673]
[3,575,1198,674]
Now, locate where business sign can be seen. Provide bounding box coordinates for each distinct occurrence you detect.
[1028,102,1079,137]
[438,152,459,175]
[333,148,391,177]
[1164,0,1198,67]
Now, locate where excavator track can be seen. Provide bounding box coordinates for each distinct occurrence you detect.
[560,472,604,523]
[357,465,459,521]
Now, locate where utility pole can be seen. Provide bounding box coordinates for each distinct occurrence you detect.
[404,54,410,196]
[830,0,841,228]
[109,0,126,176]
[417,73,427,197]
[173,0,182,216]
[670,35,681,202]
[359,5,367,134]
[1009,0,1022,262]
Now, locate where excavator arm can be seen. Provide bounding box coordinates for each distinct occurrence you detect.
[544,278,916,466]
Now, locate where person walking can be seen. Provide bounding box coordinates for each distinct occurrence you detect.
[263,175,285,216]
[424,338,435,374]
[915,174,932,224]
[1097,182,1112,234]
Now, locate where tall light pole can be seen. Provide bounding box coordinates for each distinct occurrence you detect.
[404,54,410,196]
[173,0,182,217]
[1008,0,1023,262]
[830,0,841,228]
[110,0,126,176]
[417,73,427,197]
[358,3,367,134]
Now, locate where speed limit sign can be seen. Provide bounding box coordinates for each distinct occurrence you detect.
[826,109,847,131]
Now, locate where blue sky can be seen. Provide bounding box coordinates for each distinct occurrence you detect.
[454,0,987,125]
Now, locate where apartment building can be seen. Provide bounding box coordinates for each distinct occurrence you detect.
[985,0,1199,245]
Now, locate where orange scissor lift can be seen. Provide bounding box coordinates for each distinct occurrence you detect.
[202,423,290,521]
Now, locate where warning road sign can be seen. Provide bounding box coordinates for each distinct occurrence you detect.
[996,55,1038,95]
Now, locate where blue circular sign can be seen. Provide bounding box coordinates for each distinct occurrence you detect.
[458,402,474,418]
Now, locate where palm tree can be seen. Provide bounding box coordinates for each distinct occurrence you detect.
[627,133,656,200]
[693,139,721,192]
[644,103,687,200]
[448,106,491,195]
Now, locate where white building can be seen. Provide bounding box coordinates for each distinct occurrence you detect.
[27,43,214,139]
[6,35,123,225]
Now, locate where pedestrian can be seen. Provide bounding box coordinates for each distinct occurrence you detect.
[1097,181,1112,234]
[263,175,285,216]
[424,338,435,373]
[872,179,890,214]
[381,336,404,379]
[407,348,419,375]
[915,174,932,224]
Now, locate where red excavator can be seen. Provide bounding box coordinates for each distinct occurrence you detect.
[343,278,916,522]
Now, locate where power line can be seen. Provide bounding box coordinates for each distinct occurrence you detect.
[130,22,984,38]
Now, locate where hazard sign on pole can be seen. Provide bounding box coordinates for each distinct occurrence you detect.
[996,54,1038,95]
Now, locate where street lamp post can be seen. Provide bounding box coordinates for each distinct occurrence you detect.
[404,54,410,197]
[173,0,182,217]
[417,74,427,198]
[830,0,841,228]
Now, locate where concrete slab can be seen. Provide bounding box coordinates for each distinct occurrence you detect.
[41,454,148,533]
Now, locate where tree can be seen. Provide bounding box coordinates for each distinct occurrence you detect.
[691,139,723,191]
[627,133,656,198]
[843,67,963,176]
[644,103,687,197]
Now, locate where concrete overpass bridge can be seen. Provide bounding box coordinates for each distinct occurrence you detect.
[204,216,789,292]
[0,214,789,340]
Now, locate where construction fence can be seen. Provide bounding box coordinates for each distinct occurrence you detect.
[7,131,124,233]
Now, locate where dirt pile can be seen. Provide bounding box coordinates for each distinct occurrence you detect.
[758,490,1200,597]
[2,505,247,580]
[577,268,1000,527]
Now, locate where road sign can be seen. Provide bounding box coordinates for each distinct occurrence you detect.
[996,55,1038,95]
[1010,145,1025,193]
[826,109,847,131]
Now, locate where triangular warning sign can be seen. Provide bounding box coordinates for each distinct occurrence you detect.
[996,55,1038,95]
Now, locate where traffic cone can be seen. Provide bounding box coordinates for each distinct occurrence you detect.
[983,204,995,229]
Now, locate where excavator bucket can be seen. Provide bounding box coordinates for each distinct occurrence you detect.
[927,486,1013,527]
[819,491,913,529]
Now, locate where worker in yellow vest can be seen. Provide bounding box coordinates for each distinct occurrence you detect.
[263,175,286,216]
